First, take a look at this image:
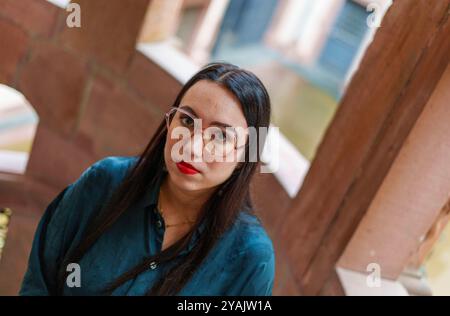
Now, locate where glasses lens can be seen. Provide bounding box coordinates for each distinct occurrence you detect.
[166,108,244,159]
[203,128,236,157]
[177,112,195,130]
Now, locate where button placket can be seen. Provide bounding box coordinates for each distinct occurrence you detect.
[151,205,164,252]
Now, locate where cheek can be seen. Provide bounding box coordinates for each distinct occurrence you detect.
[205,161,238,183]
[164,137,174,157]
[163,139,172,165]
[164,135,184,164]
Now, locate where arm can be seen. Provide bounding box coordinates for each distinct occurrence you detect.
[19,185,71,295]
[19,163,100,296]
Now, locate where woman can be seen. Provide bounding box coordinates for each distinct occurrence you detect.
[20,62,275,296]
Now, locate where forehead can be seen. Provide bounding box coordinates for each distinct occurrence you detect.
[180,80,248,128]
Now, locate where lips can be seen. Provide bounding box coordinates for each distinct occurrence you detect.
[176,161,200,175]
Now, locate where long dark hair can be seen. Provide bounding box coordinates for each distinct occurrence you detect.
[56,62,271,295]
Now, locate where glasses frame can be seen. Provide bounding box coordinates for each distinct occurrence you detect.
[164,107,247,152]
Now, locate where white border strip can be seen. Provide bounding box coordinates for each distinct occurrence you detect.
[46,0,70,9]
[138,42,200,84]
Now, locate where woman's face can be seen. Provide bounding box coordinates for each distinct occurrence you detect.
[164,80,248,193]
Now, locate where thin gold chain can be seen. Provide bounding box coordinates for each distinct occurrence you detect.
[157,191,195,228]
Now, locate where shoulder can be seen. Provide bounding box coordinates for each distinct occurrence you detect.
[45,156,140,238]
[39,156,139,247]
[89,155,138,179]
[79,155,138,188]
[60,155,139,210]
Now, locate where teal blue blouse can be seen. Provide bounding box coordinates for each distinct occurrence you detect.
[19,156,275,296]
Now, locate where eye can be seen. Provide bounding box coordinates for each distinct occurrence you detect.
[211,130,226,141]
[180,114,194,127]
[214,131,234,146]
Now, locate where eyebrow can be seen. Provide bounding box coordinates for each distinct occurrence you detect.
[179,105,233,128]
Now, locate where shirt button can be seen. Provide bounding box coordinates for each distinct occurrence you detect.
[149,261,158,270]
[156,220,162,228]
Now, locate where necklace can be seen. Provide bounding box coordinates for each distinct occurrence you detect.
[157,192,196,229]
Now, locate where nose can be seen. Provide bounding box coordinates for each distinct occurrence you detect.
[191,132,204,161]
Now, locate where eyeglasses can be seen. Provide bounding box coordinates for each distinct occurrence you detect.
[164,107,247,158]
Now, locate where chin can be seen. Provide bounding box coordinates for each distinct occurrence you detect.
[167,164,204,191]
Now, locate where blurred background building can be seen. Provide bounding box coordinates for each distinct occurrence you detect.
[0,0,449,296]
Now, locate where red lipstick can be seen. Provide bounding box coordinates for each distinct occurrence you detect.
[176,161,200,175]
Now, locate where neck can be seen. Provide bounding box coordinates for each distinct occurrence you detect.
[159,175,214,222]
